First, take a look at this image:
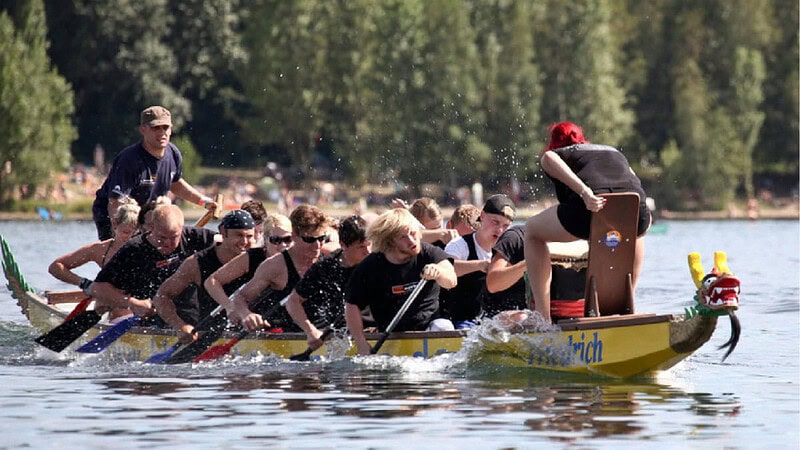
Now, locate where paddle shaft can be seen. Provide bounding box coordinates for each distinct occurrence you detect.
[164,291,282,364]
[371,280,429,355]
[194,194,224,227]
[288,318,344,361]
[191,296,291,362]
[145,304,225,363]
[64,297,92,322]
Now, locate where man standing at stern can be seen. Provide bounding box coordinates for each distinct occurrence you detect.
[92,106,217,240]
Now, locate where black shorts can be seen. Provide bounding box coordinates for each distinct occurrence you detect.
[557,202,651,240]
[94,217,113,241]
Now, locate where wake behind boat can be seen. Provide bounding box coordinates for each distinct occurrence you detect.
[1,228,740,378]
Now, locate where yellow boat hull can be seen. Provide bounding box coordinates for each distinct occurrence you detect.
[2,235,719,378]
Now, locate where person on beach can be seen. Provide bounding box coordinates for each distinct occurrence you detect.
[345,208,457,355]
[524,121,651,323]
[91,204,216,320]
[152,210,256,342]
[442,195,515,328]
[220,205,329,332]
[285,215,372,350]
[91,106,217,240]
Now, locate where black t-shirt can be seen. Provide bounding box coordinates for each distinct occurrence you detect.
[346,242,450,332]
[294,248,354,329]
[95,226,216,300]
[549,144,646,209]
[480,225,527,317]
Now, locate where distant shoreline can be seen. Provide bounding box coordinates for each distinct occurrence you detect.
[1,203,797,222]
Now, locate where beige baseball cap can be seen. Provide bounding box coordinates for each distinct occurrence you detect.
[140,106,172,127]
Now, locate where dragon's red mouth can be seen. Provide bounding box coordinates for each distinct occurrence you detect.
[703,276,741,310]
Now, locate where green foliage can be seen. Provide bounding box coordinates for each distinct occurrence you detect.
[171,135,202,185]
[535,0,634,145]
[20,0,799,211]
[0,0,75,202]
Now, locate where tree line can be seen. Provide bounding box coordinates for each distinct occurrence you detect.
[1,0,797,210]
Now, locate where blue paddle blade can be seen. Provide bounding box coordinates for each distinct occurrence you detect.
[145,342,181,364]
[76,316,141,353]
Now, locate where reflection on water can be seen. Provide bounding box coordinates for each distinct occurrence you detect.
[63,358,742,443]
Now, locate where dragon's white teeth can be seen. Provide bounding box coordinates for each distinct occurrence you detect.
[713,287,738,295]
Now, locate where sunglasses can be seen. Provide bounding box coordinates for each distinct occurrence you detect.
[301,234,329,244]
[268,235,292,245]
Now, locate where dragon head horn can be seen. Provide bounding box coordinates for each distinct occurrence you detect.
[688,252,706,289]
[714,251,733,276]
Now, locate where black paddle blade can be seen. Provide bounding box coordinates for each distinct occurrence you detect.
[34,310,102,352]
[288,347,314,361]
[288,325,338,361]
[163,315,229,364]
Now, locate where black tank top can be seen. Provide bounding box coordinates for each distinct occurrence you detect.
[246,247,269,279]
[441,233,484,322]
[249,249,301,331]
[196,245,251,320]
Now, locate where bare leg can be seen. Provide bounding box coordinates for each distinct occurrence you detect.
[632,236,646,293]
[524,219,552,321]
[524,207,577,323]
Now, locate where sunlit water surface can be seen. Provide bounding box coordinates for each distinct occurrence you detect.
[0,219,797,449]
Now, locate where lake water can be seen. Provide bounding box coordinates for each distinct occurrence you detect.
[0,219,797,449]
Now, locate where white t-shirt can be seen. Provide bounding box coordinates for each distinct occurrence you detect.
[444,233,492,261]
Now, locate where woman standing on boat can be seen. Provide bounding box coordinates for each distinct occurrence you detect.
[524,122,651,323]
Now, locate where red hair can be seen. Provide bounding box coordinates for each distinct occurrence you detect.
[546,122,587,151]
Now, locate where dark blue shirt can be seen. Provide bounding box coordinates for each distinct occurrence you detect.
[92,142,183,221]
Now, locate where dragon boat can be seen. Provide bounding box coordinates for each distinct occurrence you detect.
[1,218,739,379]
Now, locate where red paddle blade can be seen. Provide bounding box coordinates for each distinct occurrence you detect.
[192,338,240,362]
[64,297,92,322]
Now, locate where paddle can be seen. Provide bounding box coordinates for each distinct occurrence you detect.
[370,279,429,355]
[192,328,250,362]
[191,296,291,363]
[288,318,345,362]
[75,315,142,353]
[34,310,102,352]
[194,194,223,227]
[35,194,223,354]
[64,297,92,322]
[163,293,276,364]
[144,305,226,364]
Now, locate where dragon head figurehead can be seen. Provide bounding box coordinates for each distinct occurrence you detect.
[688,251,741,312]
[687,251,741,360]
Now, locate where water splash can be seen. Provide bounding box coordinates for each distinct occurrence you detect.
[458,311,578,369]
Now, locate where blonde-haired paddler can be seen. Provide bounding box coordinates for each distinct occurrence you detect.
[345,208,457,355]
